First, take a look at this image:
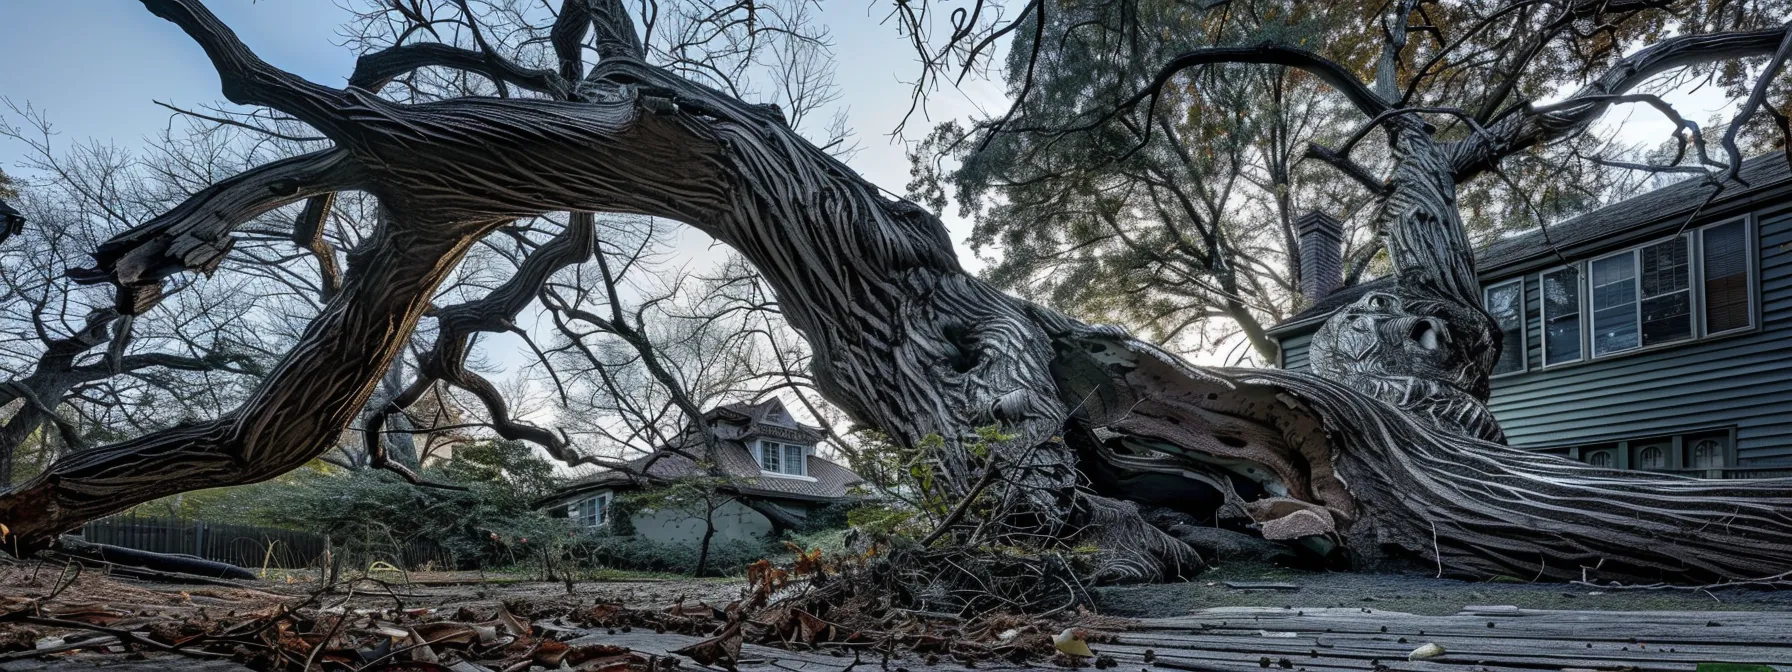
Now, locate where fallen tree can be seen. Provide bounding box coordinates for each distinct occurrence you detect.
[2,0,1792,590]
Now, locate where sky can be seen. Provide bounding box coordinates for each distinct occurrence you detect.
[0,1,1005,257]
[0,0,1013,416]
[0,0,1746,381]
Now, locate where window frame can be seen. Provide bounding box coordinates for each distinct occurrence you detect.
[1485,215,1759,374]
[1483,277,1529,378]
[782,443,807,477]
[755,440,781,473]
[1584,231,1706,360]
[757,439,811,477]
[1636,233,1696,348]
[1695,215,1758,338]
[1538,263,1587,369]
[572,493,610,529]
[1588,245,1643,358]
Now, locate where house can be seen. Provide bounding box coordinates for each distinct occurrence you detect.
[1270,154,1792,477]
[540,398,863,548]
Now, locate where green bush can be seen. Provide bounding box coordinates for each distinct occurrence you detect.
[204,440,575,571]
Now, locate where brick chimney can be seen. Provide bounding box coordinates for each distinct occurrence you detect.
[1297,210,1343,303]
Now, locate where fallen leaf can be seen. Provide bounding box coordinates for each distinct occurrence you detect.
[1053,628,1094,657]
[672,623,743,670]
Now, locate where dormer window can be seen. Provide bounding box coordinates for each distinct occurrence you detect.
[756,440,808,476]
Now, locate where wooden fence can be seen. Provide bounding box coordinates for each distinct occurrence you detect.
[77,514,326,570]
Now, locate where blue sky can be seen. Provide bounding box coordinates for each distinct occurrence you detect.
[0,1,1003,259]
[0,1,1742,380]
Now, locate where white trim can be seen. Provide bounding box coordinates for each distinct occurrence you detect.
[756,439,811,477]
[756,471,819,482]
[1484,277,1528,377]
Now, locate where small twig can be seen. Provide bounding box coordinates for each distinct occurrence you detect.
[919,462,1003,547]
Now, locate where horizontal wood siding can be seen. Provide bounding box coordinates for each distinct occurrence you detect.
[1275,205,1792,464]
[1280,332,1312,370]
[1489,207,1792,463]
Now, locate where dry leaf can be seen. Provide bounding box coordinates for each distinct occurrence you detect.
[1053,628,1094,657]
[671,623,743,670]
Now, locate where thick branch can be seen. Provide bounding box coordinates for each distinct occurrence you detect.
[292,194,342,302]
[349,42,571,98]
[366,214,597,467]
[69,148,360,314]
[139,0,356,139]
[586,0,645,61]
[1447,23,1792,182]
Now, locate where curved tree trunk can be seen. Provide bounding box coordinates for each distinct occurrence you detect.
[3,0,1792,589]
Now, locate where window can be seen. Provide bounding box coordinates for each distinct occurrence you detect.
[1702,219,1752,334]
[783,443,806,476]
[1484,279,1525,375]
[756,441,781,472]
[574,494,608,529]
[1589,253,1638,355]
[1690,439,1725,469]
[756,440,808,476]
[1636,445,1665,470]
[1588,234,1696,357]
[1587,450,1613,468]
[1541,267,1583,365]
[1638,236,1693,346]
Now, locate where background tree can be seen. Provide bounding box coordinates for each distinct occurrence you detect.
[919,0,1667,362]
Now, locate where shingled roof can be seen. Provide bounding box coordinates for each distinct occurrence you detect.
[552,398,862,503]
[1478,153,1792,272]
[1269,154,1792,338]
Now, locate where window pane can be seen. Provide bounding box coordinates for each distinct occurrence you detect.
[759,442,780,472]
[1542,268,1582,365]
[1484,280,1525,374]
[1639,237,1689,296]
[1703,221,1751,333]
[784,444,805,475]
[1641,291,1692,344]
[1590,254,1638,355]
[1639,237,1692,345]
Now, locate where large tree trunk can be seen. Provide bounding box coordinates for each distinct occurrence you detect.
[3,0,1791,589]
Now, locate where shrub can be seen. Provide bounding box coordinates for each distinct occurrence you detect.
[210,440,574,571]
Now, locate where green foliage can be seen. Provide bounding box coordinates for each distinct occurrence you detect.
[840,426,1016,542]
[844,502,924,539]
[178,440,573,570]
[0,168,16,200]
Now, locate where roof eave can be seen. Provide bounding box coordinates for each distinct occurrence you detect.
[1476,177,1792,279]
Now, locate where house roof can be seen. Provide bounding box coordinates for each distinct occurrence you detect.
[550,397,862,503]
[1478,153,1791,273]
[1269,154,1792,339]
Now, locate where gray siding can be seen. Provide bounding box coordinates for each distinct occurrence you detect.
[1274,205,1792,464]
[1279,332,1312,370]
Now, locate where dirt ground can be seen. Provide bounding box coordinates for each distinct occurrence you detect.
[1095,562,1792,616]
